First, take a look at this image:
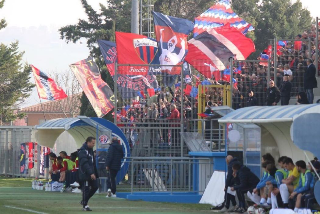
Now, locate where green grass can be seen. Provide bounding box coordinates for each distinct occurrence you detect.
[0,178,214,214]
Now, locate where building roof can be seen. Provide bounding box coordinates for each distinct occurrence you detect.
[20,94,81,115]
[218,104,320,124]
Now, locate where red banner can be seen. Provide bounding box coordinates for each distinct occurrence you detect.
[70,57,114,117]
[28,142,34,169]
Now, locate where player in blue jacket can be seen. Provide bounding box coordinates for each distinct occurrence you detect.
[289,160,313,212]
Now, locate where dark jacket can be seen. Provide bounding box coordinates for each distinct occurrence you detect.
[266,86,280,106]
[106,141,124,171]
[78,143,98,182]
[304,63,317,89]
[279,81,292,97]
[247,96,258,107]
[233,166,260,190]
[226,158,242,189]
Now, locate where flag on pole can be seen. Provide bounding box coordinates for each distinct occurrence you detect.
[194,0,254,37]
[70,57,114,117]
[152,11,194,75]
[185,24,255,79]
[97,40,117,76]
[31,65,67,101]
[98,40,159,99]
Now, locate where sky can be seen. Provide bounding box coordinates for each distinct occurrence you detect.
[0,0,319,107]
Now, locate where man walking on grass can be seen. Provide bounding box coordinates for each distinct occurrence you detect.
[106,137,124,198]
[78,137,99,211]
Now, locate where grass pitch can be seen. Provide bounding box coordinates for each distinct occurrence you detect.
[0,177,214,214]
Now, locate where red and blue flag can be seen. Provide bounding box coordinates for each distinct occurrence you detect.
[186,24,255,80]
[152,11,194,75]
[97,40,116,76]
[194,0,254,37]
[31,65,67,101]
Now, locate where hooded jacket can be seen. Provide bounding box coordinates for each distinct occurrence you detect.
[106,140,124,171]
[78,143,98,182]
[225,158,241,189]
[233,166,260,190]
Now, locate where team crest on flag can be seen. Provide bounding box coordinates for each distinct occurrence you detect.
[133,38,158,64]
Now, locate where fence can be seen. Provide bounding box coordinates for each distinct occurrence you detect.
[98,157,214,194]
[0,127,35,177]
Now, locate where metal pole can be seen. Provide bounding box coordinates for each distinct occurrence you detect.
[267,59,271,86]
[140,0,142,35]
[114,62,118,125]
[39,99,47,122]
[274,37,277,85]
[180,64,184,157]
[131,159,134,193]
[316,17,319,76]
[4,130,8,177]
[131,0,139,34]
[229,58,234,108]
[308,37,311,60]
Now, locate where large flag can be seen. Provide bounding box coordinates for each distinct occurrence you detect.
[115,32,160,76]
[70,57,114,117]
[185,24,255,80]
[152,11,194,75]
[31,65,67,101]
[194,0,254,37]
[98,40,159,99]
[97,40,117,76]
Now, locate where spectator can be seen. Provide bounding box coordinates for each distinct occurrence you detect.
[78,137,99,211]
[279,157,300,208]
[304,59,317,104]
[266,80,280,106]
[283,64,293,81]
[289,160,313,211]
[279,75,292,105]
[167,104,180,146]
[296,91,309,104]
[231,163,260,213]
[106,137,124,198]
[247,91,258,106]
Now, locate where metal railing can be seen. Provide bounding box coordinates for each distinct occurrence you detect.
[99,157,214,194]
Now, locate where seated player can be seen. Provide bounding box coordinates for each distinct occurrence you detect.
[279,157,300,208]
[289,160,313,212]
[49,153,62,182]
[249,153,276,205]
[231,163,260,213]
[300,160,320,209]
[268,156,288,209]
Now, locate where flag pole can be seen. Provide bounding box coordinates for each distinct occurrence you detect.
[39,99,47,122]
[58,100,68,118]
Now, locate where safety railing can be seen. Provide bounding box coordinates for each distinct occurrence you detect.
[106,157,214,194]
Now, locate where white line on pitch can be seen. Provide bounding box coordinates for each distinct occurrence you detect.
[4,205,48,214]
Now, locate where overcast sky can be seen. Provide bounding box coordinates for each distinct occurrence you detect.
[0,0,319,107]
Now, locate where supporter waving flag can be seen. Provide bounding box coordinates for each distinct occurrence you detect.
[31,65,67,101]
[152,11,194,75]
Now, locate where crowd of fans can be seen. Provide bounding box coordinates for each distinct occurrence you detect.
[219,153,320,213]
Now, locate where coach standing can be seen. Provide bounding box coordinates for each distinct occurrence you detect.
[106,137,124,197]
[78,137,99,211]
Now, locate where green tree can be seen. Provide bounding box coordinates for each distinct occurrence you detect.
[233,0,312,57]
[0,0,34,124]
[0,42,34,124]
[59,0,131,120]
[0,0,6,30]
